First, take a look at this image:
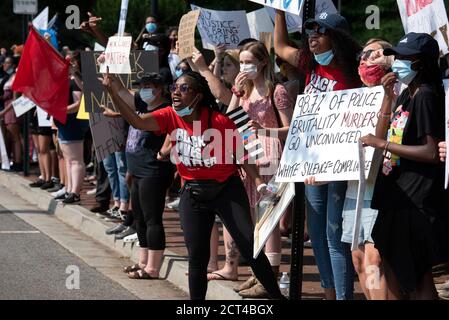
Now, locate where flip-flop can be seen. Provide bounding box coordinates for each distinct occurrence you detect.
[127,269,158,280]
[207,271,238,281]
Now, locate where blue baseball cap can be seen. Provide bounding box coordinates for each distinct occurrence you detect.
[383,32,440,61]
[304,12,350,33]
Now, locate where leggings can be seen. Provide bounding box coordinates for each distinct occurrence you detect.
[179,176,283,300]
[132,175,172,250]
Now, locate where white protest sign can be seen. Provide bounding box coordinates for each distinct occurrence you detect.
[37,107,53,127]
[12,96,35,118]
[33,7,49,30]
[254,182,295,258]
[265,0,337,33]
[117,0,129,37]
[249,0,304,15]
[397,0,449,55]
[89,112,126,161]
[276,86,384,183]
[247,9,274,41]
[444,79,449,189]
[351,140,367,251]
[191,4,252,50]
[0,128,10,170]
[99,36,132,74]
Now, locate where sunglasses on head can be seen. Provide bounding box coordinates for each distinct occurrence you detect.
[305,26,327,37]
[169,83,192,94]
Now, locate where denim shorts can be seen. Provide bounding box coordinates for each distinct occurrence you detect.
[58,139,83,145]
[341,198,378,246]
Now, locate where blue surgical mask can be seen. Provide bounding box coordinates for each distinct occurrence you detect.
[175,69,184,79]
[145,22,157,34]
[314,50,334,66]
[173,95,199,117]
[391,59,418,85]
[140,88,155,104]
[6,68,14,75]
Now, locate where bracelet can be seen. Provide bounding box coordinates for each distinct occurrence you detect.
[231,85,244,98]
[257,183,267,193]
[383,141,391,157]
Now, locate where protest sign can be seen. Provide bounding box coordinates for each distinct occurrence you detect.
[351,140,367,251]
[12,96,35,117]
[99,36,132,74]
[249,0,304,15]
[117,0,129,37]
[37,107,52,127]
[265,0,337,33]
[254,182,295,258]
[0,129,10,170]
[89,112,126,161]
[276,86,384,183]
[247,9,274,41]
[178,10,201,60]
[444,79,449,189]
[81,50,158,113]
[397,0,449,55]
[191,4,251,50]
[77,95,89,120]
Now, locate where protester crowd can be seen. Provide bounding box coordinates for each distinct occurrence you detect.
[2,4,449,301]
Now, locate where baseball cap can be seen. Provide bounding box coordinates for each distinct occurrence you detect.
[383,32,440,61]
[133,72,164,86]
[305,12,350,33]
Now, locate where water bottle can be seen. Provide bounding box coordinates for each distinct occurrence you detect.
[279,272,290,297]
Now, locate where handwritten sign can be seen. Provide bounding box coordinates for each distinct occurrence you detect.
[276,86,385,183]
[37,106,52,127]
[100,36,132,74]
[178,10,201,60]
[89,112,126,161]
[397,0,449,55]
[249,0,304,15]
[12,96,35,117]
[81,51,158,113]
[254,182,295,258]
[191,5,251,50]
[444,79,449,189]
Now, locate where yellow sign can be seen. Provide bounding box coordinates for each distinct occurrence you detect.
[77,95,89,120]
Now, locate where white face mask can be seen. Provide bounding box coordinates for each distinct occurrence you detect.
[140,88,155,105]
[240,63,258,78]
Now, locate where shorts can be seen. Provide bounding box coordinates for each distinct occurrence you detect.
[58,139,84,145]
[341,198,378,246]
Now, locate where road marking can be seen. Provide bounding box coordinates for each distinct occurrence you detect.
[0,231,41,234]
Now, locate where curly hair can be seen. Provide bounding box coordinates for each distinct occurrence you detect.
[178,71,220,112]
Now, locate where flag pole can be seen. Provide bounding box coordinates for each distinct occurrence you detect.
[22,15,31,176]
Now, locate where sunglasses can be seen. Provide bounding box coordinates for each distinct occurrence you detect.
[305,26,327,37]
[169,83,193,94]
[358,49,383,61]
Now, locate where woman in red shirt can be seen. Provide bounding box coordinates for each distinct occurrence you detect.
[100,70,283,300]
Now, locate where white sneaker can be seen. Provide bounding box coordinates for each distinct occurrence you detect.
[167,198,180,210]
[52,187,66,198]
[123,233,138,243]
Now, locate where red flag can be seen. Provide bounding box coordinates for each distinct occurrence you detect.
[12,27,70,124]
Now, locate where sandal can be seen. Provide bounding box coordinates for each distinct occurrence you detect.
[123,263,141,273]
[207,271,238,281]
[127,269,158,280]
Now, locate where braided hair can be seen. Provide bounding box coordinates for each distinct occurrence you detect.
[179,71,220,112]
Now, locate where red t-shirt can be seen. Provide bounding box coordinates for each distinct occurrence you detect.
[304,64,361,94]
[151,106,239,182]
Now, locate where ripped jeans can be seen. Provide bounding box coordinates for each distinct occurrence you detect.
[305,182,354,300]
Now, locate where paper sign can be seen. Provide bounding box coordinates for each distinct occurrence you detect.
[249,0,304,15]
[247,9,274,41]
[37,107,53,127]
[81,51,159,113]
[265,0,337,33]
[12,96,35,117]
[351,141,367,251]
[178,10,201,60]
[99,36,132,74]
[191,4,252,50]
[117,0,129,37]
[397,0,449,55]
[77,95,89,120]
[254,182,295,258]
[444,79,449,189]
[89,112,126,161]
[276,86,385,183]
[0,128,10,170]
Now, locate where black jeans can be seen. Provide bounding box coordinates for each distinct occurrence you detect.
[132,175,172,250]
[179,176,283,300]
[95,159,111,206]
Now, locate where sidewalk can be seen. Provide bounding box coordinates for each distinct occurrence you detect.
[3,168,448,300]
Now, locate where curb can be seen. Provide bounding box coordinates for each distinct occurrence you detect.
[0,171,243,300]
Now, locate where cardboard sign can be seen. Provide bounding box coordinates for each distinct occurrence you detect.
[12,96,35,117]
[81,50,158,113]
[99,36,132,74]
[444,79,449,189]
[249,0,304,15]
[247,9,274,42]
[276,86,384,183]
[89,112,126,161]
[36,107,53,127]
[265,0,337,33]
[178,10,201,60]
[191,4,252,50]
[254,182,295,258]
[397,0,449,55]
